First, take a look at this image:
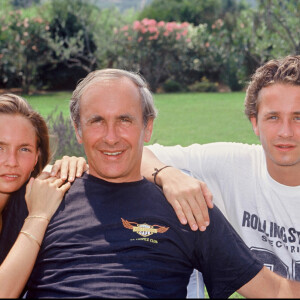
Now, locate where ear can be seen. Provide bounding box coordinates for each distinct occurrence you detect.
[144,118,154,143]
[250,116,259,136]
[74,123,83,144]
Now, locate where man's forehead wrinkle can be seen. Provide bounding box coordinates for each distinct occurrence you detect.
[82,76,132,96]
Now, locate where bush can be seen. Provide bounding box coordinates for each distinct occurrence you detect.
[0,9,51,93]
[188,77,218,92]
[46,108,86,162]
[162,79,184,92]
[114,18,192,92]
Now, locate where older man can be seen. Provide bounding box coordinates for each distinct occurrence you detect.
[26,69,300,298]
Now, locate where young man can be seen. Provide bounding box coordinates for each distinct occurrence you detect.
[141,55,300,295]
[25,68,300,298]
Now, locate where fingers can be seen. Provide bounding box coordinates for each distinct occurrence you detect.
[59,181,71,193]
[178,195,208,231]
[34,175,65,188]
[164,177,213,232]
[75,157,87,178]
[177,197,200,231]
[194,192,210,228]
[25,177,35,201]
[51,156,87,182]
[200,181,214,209]
[38,171,51,180]
[46,177,71,193]
[172,199,188,225]
[50,159,62,177]
[48,176,66,187]
[59,156,75,181]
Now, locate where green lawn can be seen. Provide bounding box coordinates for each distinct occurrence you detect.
[26,91,260,147]
[26,91,71,117]
[25,91,256,299]
[150,92,259,146]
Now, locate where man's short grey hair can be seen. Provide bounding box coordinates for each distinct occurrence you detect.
[70,69,158,130]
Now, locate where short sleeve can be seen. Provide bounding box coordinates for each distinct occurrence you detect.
[194,206,263,298]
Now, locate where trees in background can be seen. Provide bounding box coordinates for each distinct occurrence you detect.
[114,19,192,91]
[0,8,51,93]
[0,0,299,93]
[0,0,131,92]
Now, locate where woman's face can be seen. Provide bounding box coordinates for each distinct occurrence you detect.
[0,114,39,195]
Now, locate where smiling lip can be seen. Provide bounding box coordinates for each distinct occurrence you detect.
[274,144,296,152]
[100,150,125,159]
[0,174,20,181]
[102,151,123,156]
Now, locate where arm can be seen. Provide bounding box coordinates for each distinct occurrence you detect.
[0,174,71,298]
[141,147,213,231]
[238,266,300,298]
[48,155,88,182]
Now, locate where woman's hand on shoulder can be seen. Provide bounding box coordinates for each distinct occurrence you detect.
[25,173,71,220]
[49,156,88,182]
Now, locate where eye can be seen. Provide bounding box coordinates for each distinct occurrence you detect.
[91,118,102,124]
[119,116,133,126]
[294,116,300,121]
[20,147,31,152]
[87,116,104,127]
[121,117,131,123]
[267,115,278,120]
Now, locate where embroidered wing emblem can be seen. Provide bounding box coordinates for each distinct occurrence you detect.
[121,218,169,237]
[121,218,139,230]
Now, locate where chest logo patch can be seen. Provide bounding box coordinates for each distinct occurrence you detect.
[121,218,169,237]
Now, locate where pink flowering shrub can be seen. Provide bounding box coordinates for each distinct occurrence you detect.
[0,10,50,93]
[114,18,192,91]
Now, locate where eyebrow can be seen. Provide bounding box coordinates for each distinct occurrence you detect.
[86,114,136,122]
[118,114,135,120]
[0,141,35,148]
[263,111,300,116]
[86,115,104,123]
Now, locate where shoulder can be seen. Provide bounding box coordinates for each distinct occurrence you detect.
[148,142,263,157]
[189,142,262,154]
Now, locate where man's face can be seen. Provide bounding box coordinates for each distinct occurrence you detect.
[75,77,153,183]
[250,83,300,178]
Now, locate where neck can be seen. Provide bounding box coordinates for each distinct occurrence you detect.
[267,163,300,186]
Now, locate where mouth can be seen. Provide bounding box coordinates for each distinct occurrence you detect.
[103,151,123,156]
[274,144,296,152]
[100,150,125,160]
[0,174,20,181]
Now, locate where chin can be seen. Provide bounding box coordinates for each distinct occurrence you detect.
[273,158,299,167]
[0,181,23,194]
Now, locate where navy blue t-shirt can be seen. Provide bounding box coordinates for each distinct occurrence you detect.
[27,173,262,298]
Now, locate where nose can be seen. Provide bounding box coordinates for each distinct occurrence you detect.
[278,120,294,138]
[103,123,119,145]
[4,150,19,167]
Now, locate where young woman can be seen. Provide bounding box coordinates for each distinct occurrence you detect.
[0,93,87,297]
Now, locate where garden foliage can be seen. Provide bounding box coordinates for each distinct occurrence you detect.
[46,108,86,161]
[0,0,299,93]
[114,18,192,91]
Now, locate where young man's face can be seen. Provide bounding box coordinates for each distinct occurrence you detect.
[250,83,300,180]
[75,77,153,183]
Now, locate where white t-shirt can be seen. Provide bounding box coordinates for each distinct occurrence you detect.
[148,142,300,281]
